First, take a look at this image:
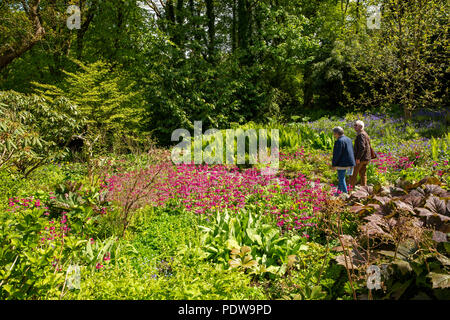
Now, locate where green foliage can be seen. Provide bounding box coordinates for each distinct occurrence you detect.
[63,205,266,300]
[374,239,450,300]
[0,206,65,299]
[200,209,308,277]
[262,242,345,300]
[46,180,109,239]
[129,205,201,260]
[65,256,266,300]
[340,0,448,116]
[33,60,145,153]
[0,0,448,302]
[431,134,450,161]
[0,91,83,176]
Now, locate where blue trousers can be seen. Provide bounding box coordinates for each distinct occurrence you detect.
[337,169,348,194]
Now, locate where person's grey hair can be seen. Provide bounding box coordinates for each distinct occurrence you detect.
[355,120,365,129]
[332,127,344,136]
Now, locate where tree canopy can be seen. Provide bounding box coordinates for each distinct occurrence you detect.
[0,0,448,145]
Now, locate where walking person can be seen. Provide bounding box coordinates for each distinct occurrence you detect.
[331,127,356,195]
[349,120,373,187]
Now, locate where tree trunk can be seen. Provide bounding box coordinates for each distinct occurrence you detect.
[237,0,249,50]
[403,107,412,120]
[231,0,237,52]
[167,0,176,23]
[205,0,215,60]
[0,0,45,71]
[76,2,95,59]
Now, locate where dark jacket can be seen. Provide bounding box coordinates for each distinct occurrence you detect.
[332,135,356,167]
[354,130,372,161]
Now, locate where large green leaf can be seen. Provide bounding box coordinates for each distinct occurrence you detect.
[428,272,450,289]
[246,228,262,246]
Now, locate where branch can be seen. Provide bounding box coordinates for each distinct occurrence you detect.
[144,0,163,18]
[0,0,45,70]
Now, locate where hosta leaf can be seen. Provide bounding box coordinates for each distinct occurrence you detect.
[428,272,450,289]
[299,244,309,251]
[225,238,240,251]
[262,227,279,241]
[278,264,288,276]
[265,265,280,274]
[379,250,396,258]
[246,228,262,246]
[391,279,413,300]
[397,240,418,258]
[85,241,94,261]
[310,286,327,300]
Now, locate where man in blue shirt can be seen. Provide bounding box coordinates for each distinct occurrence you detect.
[331,127,356,194]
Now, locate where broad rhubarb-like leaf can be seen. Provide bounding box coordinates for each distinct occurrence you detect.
[432,231,448,243]
[423,184,448,197]
[425,196,447,216]
[401,195,425,208]
[428,272,450,289]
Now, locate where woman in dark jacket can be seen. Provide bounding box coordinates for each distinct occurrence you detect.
[331,127,356,194]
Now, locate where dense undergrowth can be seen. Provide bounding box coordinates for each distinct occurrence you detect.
[0,112,449,300]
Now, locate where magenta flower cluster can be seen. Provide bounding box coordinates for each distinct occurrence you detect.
[279,148,306,161]
[7,196,71,272]
[104,162,330,232]
[371,152,416,173]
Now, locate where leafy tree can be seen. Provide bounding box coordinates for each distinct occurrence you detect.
[33,60,143,151]
[341,0,449,118]
[0,0,45,70]
[0,90,83,176]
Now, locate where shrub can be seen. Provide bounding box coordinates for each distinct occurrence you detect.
[0,91,83,177]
